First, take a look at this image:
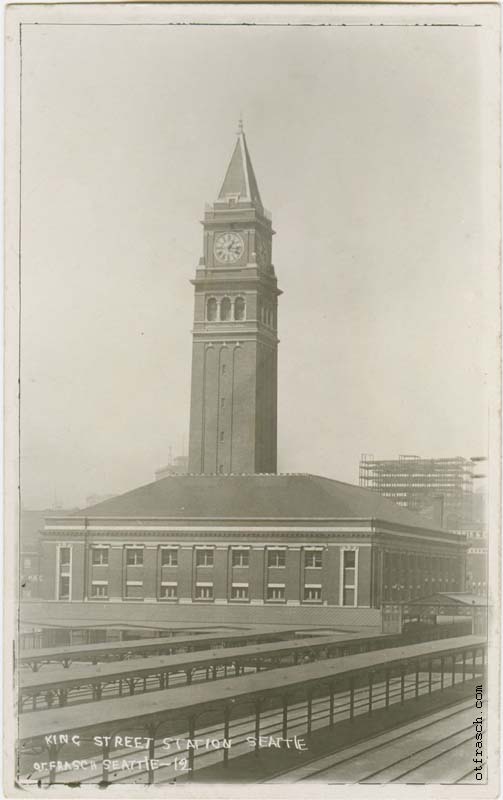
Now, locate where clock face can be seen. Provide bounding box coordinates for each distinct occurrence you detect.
[256,236,269,266]
[214,232,244,264]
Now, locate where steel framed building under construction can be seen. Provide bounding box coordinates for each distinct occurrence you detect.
[359,455,481,530]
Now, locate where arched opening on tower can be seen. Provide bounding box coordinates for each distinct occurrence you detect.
[220,297,232,321]
[234,296,246,321]
[206,297,217,321]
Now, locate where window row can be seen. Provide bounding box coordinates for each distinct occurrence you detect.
[89,580,324,603]
[206,296,246,322]
[90,546,325,569]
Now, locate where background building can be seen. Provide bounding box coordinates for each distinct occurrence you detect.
[359,454,484,529]
[359,453,487,595]
[451,489,487,596]
[20,508,76,599]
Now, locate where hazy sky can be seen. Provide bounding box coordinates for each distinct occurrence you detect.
[19,13,495,509]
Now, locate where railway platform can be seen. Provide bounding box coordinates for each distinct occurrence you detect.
[18,624,471,711]
[18,635,485,786]
[18,625,305,671]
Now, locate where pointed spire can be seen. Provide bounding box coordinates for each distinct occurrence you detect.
[217,120,263,210]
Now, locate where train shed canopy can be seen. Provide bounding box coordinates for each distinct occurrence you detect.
[404,592,488,608]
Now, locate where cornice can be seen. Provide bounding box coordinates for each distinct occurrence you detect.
[191,330,279,347]
[41,527,465,555]
[202,210,273,231]
[45,515,377,527]
[42,529,374,542]
[191,272,280,294]
[371,518,464,545]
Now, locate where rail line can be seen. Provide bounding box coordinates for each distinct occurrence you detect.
[455,763,487,783]
[264,701,483,784]
[386,727,485,783]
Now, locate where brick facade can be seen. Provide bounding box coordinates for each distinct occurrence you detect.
[40,516,465,612]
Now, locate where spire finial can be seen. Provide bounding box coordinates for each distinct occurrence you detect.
[238,114,244,134]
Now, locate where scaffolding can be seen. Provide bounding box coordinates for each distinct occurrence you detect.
[359,454,476,528]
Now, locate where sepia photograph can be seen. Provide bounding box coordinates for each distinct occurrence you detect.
[4,2,501,796]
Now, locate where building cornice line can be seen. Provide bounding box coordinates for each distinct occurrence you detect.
[41,526,464,548]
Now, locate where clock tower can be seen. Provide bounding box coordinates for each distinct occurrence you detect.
[188,122,281,475]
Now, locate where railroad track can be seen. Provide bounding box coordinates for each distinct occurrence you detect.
[264,700,484,784]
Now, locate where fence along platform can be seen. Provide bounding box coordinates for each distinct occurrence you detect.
[19,635,485,784]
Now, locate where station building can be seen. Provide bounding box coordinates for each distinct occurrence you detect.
[38,123,467,622]
[40,473,466,622]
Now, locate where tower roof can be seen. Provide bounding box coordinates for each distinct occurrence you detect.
[217,120,263,210]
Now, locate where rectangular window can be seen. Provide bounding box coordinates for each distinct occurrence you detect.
[91,548,109,566]
[125,581,143,599]
[91,582,108,599]
[58,575,70,600]
[196,548,214,567]
[161,548,178,567]
[126,548,143,566]
[195,583,213,600]
[343,551,355,582]
[304,585,322,603]
[343,587,355,606]
[231,583,249,601]
[57,546,72,600]
[267,549,286,568]
[304,550,323,568]
[267,584,285,602]
[342,549,357,606]
[220,431,224,442]
[231,549,250,568]
[160,582,178,600]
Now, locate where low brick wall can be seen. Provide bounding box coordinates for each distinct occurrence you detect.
[20,600,382,631]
